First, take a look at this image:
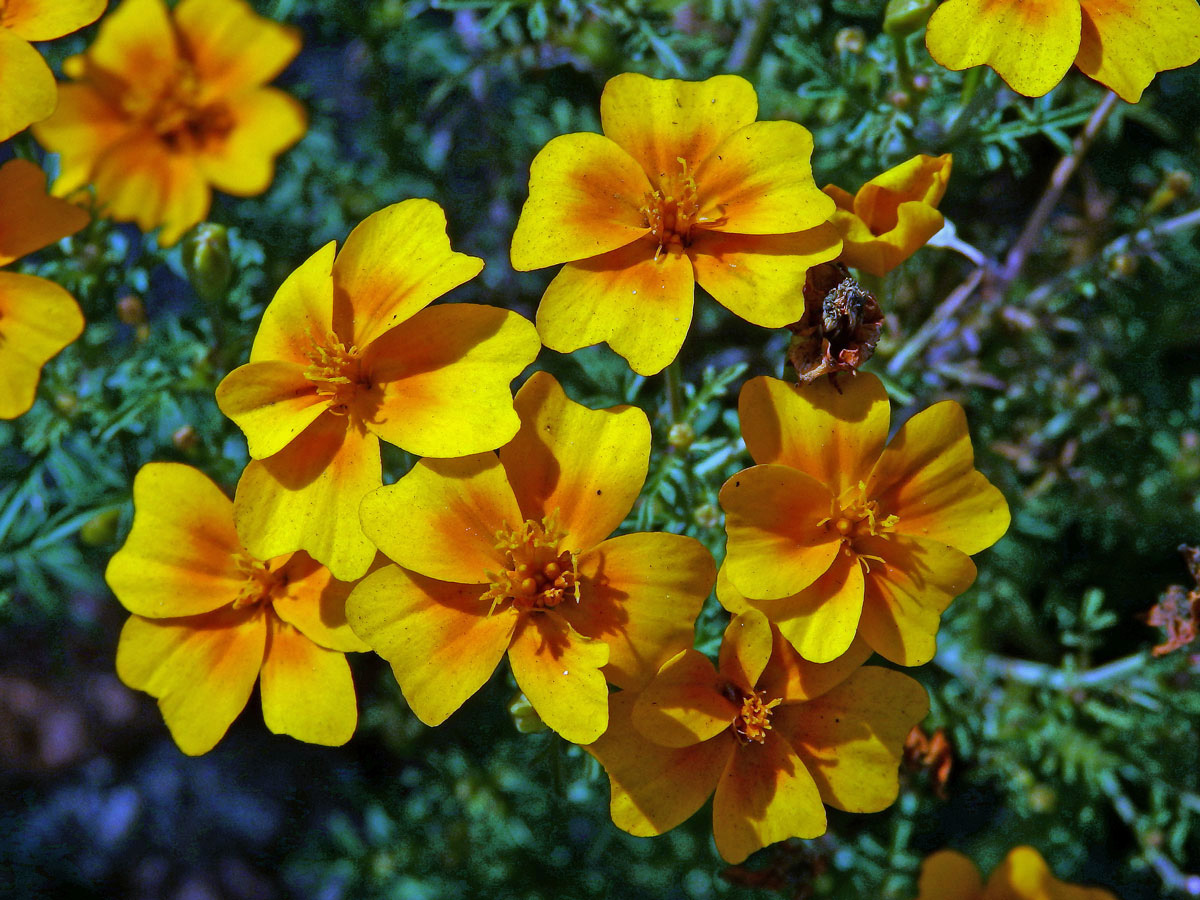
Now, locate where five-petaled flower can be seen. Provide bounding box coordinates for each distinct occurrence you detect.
[0,158,90,419]
[510,73,842,376]
[216,199,540,582]
[33,0,306,245]
[925,0,1200,103]
[824,154,952,278]
[913,846,1116,900]
[345,372,717,745]
[108,463,370,755]
[719,373,1009,666]
[586,609,927,863]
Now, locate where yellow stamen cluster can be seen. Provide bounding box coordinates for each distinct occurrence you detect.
[124,66,234,154]
[640,157,710,260]
[231,553,283,609]
[733,690,783,745]
[304,331,365,415]
[815,482,899,569]
[482,514,580,614]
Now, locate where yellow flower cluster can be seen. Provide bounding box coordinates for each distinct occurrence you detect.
[914,846,1117,900]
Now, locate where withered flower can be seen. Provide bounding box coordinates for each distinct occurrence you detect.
[785,262,883,385]
[1146,544,1200,657]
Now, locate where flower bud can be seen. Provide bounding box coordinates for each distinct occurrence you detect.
[80,508,121,546]
[834,26,865,55]
[172,424,199,453]
[508,693,548,734]
[667,422,695,451]
[883,0,937,36]
[116,294,146,326]
[182,224,233,305]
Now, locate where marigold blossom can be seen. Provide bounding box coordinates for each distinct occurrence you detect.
[216,199,539,583]
[824,154,952,277]
[107,463,370,755]
[0,158,89,419]
[345,371,717,745]
[32,0,306,246]
[925,0,1200,103]
[586,609,928,863]
[510,72,842,376]
[719,373,1009,666]
[914,846,1117,900]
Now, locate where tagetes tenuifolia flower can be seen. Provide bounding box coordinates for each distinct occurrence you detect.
[824,154,951,278]
[510,73,842,376]
[914,846,1116,900]
[0,159,89,419]
[586,609,927,863]
[32,0,305,245]
[108,463,370,755]
[0,0,105,140]
[925,0,1200,103]
[216,200,539,582]
[346,372,717,744]
[719,373,1009,666]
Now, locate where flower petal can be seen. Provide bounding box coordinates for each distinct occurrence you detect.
[1076,0,1200,102]
[0,159,90,265]
[832,203,945,277]
[331,198,484,349]
[260,614,356,746]
[508,611,610,744]
[269,551,370,653]
[2,0,106,41]
[32,83,129,195]
[0,272,84,419]
[0,29,56,142]
[174,0,300,96]
[718,609,775,692]
[248,240,336,366]
[116,606,267,756]
[632,649,737,748]
[215,360,325,459]
[510,132,652,271]
[358,453,521,584]
[867,400,1010,555]
[359,304,537,457]
[196,87,306,196]
[914,850,984,900]
[501,371,650,553]
[988,846,1117,900]
[850,154,953,226]
[78,0,179,93]
[346,564,517,726]
[756,617,874,704]
[535,237,695,377]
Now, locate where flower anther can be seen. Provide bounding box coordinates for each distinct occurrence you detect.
[483,514,580,614]
[640,158,719,260]
[303,332,365,415]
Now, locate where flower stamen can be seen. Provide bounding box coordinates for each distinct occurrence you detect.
[304,331,365,415]
[231,553,283,609]
[733,689,782,745]
[482,513,580,614]
[640,157,720,261]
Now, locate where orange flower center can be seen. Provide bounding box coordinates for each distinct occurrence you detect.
[122,65,234,154]
[640,158,713,259]
[304,332,367,416]
[231,553,285,609]
[818,482,899,566]
[482,514,580,614]
[731,688,782,745]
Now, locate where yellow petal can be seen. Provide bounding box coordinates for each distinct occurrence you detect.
[586,691,730,837]
[174,0,300,96]
[779,666,928,813]
[31,83,128,195]
[867,400,1010,555]
[510,132,652,271]
[260,614,356,745]
[196,87,306,196]
[833,203,946,277]
[0,158,89,265]
[78,0,179,93]
[1,0,106,40]
[632,649,737,748]
[717,609,775,692]
[987,846,1117,900]
[924,0,1081,97]
[0,29,56,142]
[358,453,521,584]
[0,272,83,419]
[915,850,984,900]
[507,611,610,744]
[116,606,267,756]
[851,154,953,225]
[106,462,248,618]
[360,304,537,457]
[233,417,380,582]
[720,464,839,600]
[535,236,695,377]
[248,240,336,366]
[738,373,891,494]
[215,360,325,459]
[346,564,517,726]
[566,532,714,690]
[756,618,874,704]
[269,551,370,653]
[689,226,843,328]
[331,198,484,349]
[600,73,758,182]
[501,371,650,553]
[711,730,826,864]
[1076,0,1200,102]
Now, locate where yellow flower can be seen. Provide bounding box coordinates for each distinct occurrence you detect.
[0,0,105,140]
[0,158,89,419]
[925,0,1200,103]
[107,463,370,755]
[216,199,540,583]
[719,373,1009,666]
[510,73,842,376]
[915,846,1117,900]
[587,609,927,863]
[32,0,306,246]
[345,372,717,745]
[824,154,952,278]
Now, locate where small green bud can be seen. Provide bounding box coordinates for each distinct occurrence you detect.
[80,508,121,546]
[883,0,937,36]
[182,223,233,305]
[508,692,548,734]
[694,502,721,530]
[834,26,866,55]
[667,422,695,451]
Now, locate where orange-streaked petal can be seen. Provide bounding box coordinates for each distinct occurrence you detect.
[711,730,826,864]
[632,649,737,748]
[79,0,179,93]
[756,618,874,704]
[510,132,652,271]
[924,0,1081,97]
[0,29,56,142]
[0,159,90,265]
[359,304,537,457]
[31,83,128,195]
[717,608,775,692]
[358,453,521,584]
[1,0,106,41]
[867,400,1010,555]
[174,0,300,96]
[914,850,984,900]
[115,606,266,756]
[259,614,356,746]
[501,371,650,553]
[535,237,695,377]
[566,532,714,690]
[0,272,84,419]
[215,360,324,459]
[831,204,945,277]
[739,373,890,493]
[248,240,336,366]
[196,87,306,196]
[345,564,517,726]
[1077,0,1200,102]
[720,464,839,600]
[233,416,380,582]
[269,551,370,653]
[850,154,953,226]
[987,846,1118,900]
[331,199,484,349]
[507,611,610,744]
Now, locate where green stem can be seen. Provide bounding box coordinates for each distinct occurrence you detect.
[664,360,685,426]
[891,34,914,94]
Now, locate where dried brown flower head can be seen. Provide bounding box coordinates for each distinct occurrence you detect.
[785,262,883,385]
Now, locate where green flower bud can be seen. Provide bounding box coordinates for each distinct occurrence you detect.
[883,0,937,36]
[508,692,548,734]
[182,224,233,305]
[80,508,121,546]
